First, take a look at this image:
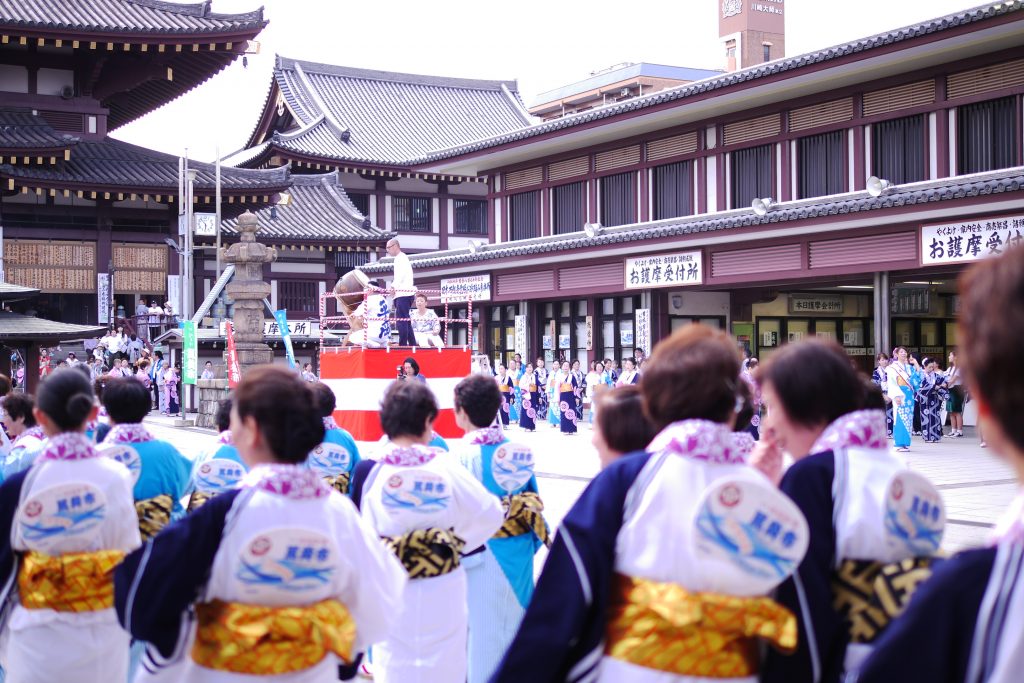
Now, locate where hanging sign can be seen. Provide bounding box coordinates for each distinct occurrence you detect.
[890,287,931,315]
[585,316,593,351]
[441,274,491,303]
[788,293,843,314]
[635,308,651,357]
[225,321,241,388]
[274,309,297,369]
[626,250,702,289]
[921,215,1024,265]
[514,314,527,356]
[181,320,198,385]
[97,273,110,325]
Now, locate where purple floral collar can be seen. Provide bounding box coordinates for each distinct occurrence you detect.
[218,430,233,445]
[323,416,339,431]
[380,442,437,466]
[37,432,99,462]
[810,410,889,455]
[648,419,744,464]
[469,424,506,446]
[732,431,756,459]
[105,423,154,445]
[13,426,45,448]
[242,464,331,500]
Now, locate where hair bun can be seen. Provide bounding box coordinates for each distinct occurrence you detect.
[66,392,95,425]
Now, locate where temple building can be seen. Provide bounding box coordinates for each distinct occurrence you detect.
[360,0,1024,403]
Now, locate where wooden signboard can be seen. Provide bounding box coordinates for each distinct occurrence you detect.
[3,239,96,293]
[113,244,167,294]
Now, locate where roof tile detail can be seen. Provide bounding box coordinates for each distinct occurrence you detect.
[0,0,265,35]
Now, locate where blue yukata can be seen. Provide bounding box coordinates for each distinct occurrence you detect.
[0,426,45,482]
[189,431,247,510]
[509,366,523,423]
[518,372,538,432]
[306,417,361,495]
[98,423,193,531]
[459,425,548,683]
[871,367,894,436]
[428,431,449,452]
[886,361,921,448]
[917,371,948,443]
[547,371,561,427]
[496,373,514,427]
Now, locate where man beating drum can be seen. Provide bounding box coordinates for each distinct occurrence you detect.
[334,271,392,348]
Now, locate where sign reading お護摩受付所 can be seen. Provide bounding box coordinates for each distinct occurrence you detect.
[625,251,702,289]
[440,275,491,303]
[921,215,1024,265]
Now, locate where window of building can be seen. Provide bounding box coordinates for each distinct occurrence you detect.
[600,171,636,227]
[334,250,370,277]
[277,280,318,315]
[798,130,845,199]
[552,181,586,235]
[763,44,771,62]
[598,295,641,364]
[489,305,519,367]
[652,160,693,220]
[347,193,370,217]
[453,199,487,235]
[540,300,588,368]
[957,96,1018,175]
[508,190,540,241]
[730,144,773,209]
[872,114,925,185]
[391,196,431,232]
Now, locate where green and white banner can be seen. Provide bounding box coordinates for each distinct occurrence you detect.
[181,320,198,385]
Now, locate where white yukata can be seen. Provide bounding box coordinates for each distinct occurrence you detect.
[348,295,391,348]
[360,443,503,683]
[0,432,140,683]
[115,464,407,683]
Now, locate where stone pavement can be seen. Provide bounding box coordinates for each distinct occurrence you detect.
[144,413,1013,554]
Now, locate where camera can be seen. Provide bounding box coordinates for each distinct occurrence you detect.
[397,365,404,380]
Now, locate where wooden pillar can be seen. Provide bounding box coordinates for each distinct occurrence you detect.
[375,179,387,232]
[24,345,39,395]
[438,182,449,251]
[0,345,10,380]
[96,200,113,325]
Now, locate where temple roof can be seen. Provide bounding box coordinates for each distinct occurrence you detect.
[237,56,533,167]
[0,0,265,37]
[0,282,40,302]
[0,110,78,153]
[0,113,289,195]
[0,311,106,342]
[221,171,391,241]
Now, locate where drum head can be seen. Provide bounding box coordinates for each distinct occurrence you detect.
[334,269,370,307]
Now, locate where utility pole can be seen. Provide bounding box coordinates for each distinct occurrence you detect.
[215,145,222,280]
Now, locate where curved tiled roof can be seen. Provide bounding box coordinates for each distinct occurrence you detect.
[221,171,392,242]
[0,0,265,35]
[413,1,1024,165]
[0,110,78,151]
[0,135,289,192]
[242,56,533,166]
[0,312,106,342]
[361,167,1024,273]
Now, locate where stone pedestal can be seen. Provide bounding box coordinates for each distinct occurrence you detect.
[196,378,230,429]
[222,211,277,377]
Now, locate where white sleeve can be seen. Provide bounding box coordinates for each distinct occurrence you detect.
[885,366,899,398]
[393,254,414,292]
[445,459,503,550]
[331,496,408,649]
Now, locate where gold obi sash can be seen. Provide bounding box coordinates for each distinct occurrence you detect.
[186,491,211,513]
[559,383,574,392]
[493,491,551,547]
[606,573,797,678]
[324,472,351,495]
[832,557,937,644]
[383,527,465,579]
[18,549,125,612]
[136,494,174,540]
[527,384,537,392]
[193,598,356,675]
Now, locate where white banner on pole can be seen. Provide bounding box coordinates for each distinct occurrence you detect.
[97,273,110,324]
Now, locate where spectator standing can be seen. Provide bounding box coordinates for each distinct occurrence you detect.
[125,334,144,365]
[301,362,317,382]
[591,385,657,469]
[200,361,215,381]
[153,351,168,414]
[387,238,415,346]
[944,350,965,437]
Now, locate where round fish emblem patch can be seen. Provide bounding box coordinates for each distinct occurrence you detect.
[307,442,352,477]
[884,470,945,556]
[692,476,809,596]
[381,469,451,515]
[18,482,107,552]
[99,443,142,485]
[235,527,337,598]
[491,443,535,493]
[195,458,247,494]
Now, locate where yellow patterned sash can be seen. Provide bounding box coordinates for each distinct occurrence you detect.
[136,494,174,540]
[192,598,355,674]
[324,472,351,495]
[383,527,465,579]
[493,491,551,547]
[18,549,125,612]
[832,557,937,644]
[186,491,211,513]
[606,573,797,678]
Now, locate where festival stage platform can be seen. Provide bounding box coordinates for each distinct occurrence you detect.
[319,347,473,441]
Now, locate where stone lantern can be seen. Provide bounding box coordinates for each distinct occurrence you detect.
[223,210,277,372]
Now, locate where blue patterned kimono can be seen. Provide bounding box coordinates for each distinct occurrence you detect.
[518,372,538,432]
[917,371,948,443]
[509,366,523,423]
[496,373,514,427]
[886,362,921,448]
[535,367,549,421]
[559,372,580,435]
[460,427,547,683]
[547,371,561,427]
[871,367,894,437]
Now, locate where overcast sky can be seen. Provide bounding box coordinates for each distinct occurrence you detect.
[113,0,985,162]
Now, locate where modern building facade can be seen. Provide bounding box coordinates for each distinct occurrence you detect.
[359,1,1024,377]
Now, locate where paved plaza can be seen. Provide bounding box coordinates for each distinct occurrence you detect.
[146,412,1013,555]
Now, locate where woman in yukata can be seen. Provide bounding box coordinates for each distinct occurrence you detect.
[917,357,948,443]
[886,346,922,452]
[871,352,893,437]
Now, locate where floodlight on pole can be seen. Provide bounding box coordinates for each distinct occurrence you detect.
[584,222,603,239]
[752,197,774,217]
[468,240,481,254]
[866,176,892,198]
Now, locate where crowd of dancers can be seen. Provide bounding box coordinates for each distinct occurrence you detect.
[0,245,1019,682]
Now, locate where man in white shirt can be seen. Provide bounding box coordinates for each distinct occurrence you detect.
[387,237,415,346]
